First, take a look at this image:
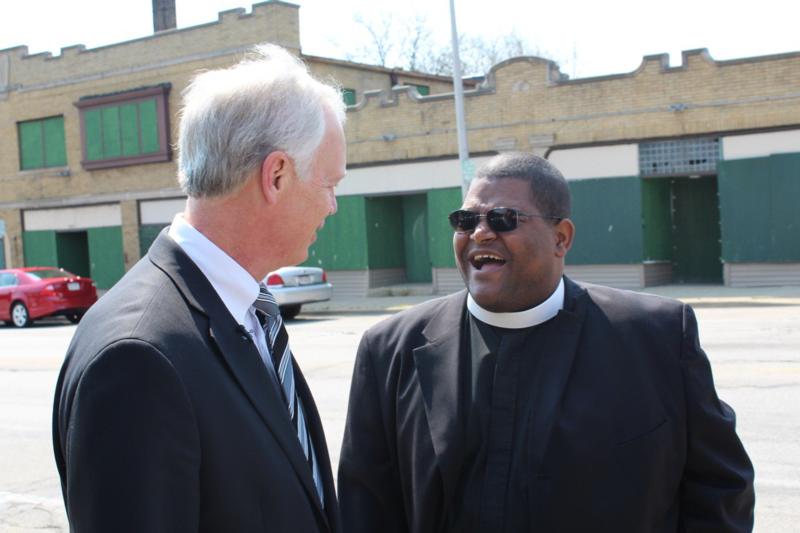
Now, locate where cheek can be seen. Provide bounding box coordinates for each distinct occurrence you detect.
[453,233,468,256]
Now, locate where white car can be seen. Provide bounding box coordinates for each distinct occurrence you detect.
[265,266,332,320]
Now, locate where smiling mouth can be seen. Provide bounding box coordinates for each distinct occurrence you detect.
[470,253,507,270]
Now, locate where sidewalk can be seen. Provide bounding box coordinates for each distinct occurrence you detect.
[303,283,800,314]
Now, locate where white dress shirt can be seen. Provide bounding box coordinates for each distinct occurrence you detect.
[168,214,278,383]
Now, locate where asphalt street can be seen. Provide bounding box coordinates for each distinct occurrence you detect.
[0,300,798,532]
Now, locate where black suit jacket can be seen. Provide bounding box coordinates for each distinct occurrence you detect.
[338,277,754,532]
[53,231,340,533]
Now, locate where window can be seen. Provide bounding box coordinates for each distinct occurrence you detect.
[17,116,67,170]
[342,88,357,106]
[0,273,17,287]
[639,137,720,177]
[75,84,171,170]
[411,84,430,96]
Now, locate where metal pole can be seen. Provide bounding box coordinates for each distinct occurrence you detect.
[449,0,472,197]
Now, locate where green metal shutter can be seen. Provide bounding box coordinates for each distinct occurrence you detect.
[139,99,160,154]
[120,103,141,156]
[84,109,104,161]
[426,188,462,269]
[43,116,67,167]
[87,226,125,289]
[23,230,59,267]
[101,107,122,158]
[342,88,357,106]
[18,121,44,170]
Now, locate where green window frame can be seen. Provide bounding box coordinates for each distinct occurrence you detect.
[76,84,171,170]
[342,88,357,106]
[17,116,67,170]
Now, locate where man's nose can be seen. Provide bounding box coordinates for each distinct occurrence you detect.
[329,192,338,215]
[471,219,496,242]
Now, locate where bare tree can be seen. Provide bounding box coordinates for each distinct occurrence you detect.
[339,13,568,77]
[348,13,397,66]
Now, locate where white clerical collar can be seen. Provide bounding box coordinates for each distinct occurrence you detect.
[167,213,259,325]
[467,278,565,329]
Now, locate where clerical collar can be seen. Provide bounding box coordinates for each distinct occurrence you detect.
[467,278,565,329]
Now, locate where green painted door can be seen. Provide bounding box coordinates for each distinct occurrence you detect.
[88,226,125,289]
[671,177,722,283]
[23,230,58,266]
[0,238,5,268]
[402,194,432,283]
[56,231,91,277]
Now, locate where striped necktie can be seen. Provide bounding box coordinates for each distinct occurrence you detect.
[253,284,324,506]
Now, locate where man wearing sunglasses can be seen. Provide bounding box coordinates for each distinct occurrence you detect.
[339,152,754,532]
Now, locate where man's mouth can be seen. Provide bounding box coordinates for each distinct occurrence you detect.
[469,253,507,270]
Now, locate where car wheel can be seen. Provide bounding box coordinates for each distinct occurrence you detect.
[279,304,302,320]
[11,302,31,328]
[67,312,84,324]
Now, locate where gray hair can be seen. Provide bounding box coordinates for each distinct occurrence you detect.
[476,152,571,219]
[177,44,346,198]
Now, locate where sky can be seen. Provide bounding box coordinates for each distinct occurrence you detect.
[1,0,798,79]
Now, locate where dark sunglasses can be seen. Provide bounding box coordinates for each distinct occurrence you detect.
[448,207,562,233]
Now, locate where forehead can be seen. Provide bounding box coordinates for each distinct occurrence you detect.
[315,112,347,182]
[463,177,535,210]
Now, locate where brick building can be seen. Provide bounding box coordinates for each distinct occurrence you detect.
[1,0,798,295]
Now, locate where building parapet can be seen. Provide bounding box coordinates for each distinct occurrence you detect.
[0,1,299,95]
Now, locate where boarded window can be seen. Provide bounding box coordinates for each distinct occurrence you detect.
[17,116,67,170]
[76,84,171,170]
[83,99,160,161]
[342,88,357,106]
[412,84,430,96]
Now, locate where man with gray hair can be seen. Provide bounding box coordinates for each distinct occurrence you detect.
[53,44,346,532]
[339,152,754,532]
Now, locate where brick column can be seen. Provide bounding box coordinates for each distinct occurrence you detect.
[0,208,23,268]
[120,200,141,271]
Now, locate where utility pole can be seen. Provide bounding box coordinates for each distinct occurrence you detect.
[449,0,472,197]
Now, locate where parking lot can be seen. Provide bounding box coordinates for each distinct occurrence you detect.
[1,299,799,532]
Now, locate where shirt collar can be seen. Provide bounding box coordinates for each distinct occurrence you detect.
[467,277,565,329]
[167,213,259,325]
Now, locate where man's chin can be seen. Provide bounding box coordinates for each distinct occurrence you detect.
[468,285,507,312]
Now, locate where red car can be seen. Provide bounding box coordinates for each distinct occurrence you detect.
[0,267,98,328]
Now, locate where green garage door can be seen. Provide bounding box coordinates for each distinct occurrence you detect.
[671,177,722,283]
[402,194,432,283]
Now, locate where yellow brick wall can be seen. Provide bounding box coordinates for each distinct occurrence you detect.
[345,50,800,164]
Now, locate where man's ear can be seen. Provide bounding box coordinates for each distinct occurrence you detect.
[260,151,292,205]
[554,218,575,258]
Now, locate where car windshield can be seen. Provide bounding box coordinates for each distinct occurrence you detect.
[26,269,74,280]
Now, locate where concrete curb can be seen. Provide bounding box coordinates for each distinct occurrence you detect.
[302,286,800,315]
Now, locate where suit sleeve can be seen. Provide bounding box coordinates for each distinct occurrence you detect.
[338,332,408,533]
[679,305,755,532]
[59,340,201,533]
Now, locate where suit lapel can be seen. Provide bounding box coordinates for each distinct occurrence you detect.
[412,291,468,499]
[527,276,588,473]
[208,325,328,520]
[148,230,329,528]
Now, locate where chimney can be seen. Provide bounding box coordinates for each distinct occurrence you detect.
[152,0,177,33]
